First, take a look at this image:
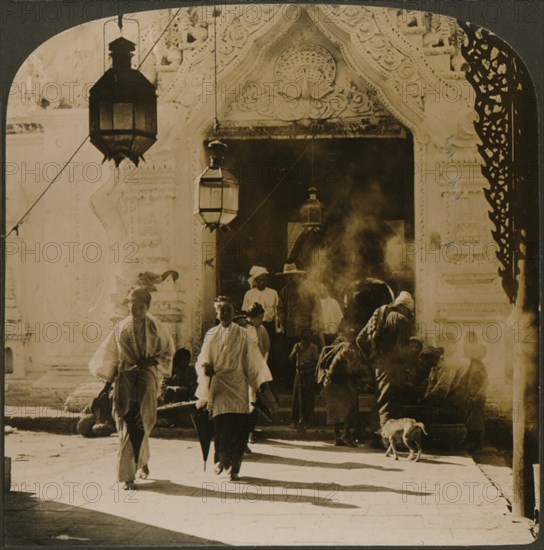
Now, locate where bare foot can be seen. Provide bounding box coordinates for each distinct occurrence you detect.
[123,481,136,490]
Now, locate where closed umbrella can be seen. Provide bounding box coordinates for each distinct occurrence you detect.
[191,408,214,471]
[251,394,273,423]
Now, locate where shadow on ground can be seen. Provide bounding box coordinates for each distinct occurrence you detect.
[263,440,465,465]
[138,479,358,508]
[238,476,435,498]
[244,451,404,471]
[4,491,222,546]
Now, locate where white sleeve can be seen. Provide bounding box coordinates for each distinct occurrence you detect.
[88,329,119,382]
[245,341,273,394]
[194,330,214,400]
[242,290,252,312]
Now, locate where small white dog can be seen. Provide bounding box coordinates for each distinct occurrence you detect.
[381,418,428,462]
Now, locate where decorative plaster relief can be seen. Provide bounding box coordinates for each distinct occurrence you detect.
[435,301,510,321]
[6,121,44,134]
[228,43,402,128]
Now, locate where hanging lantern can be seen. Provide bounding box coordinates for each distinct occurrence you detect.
[194,140,239,231]
[299,187,323,230]
[89,37,157,166]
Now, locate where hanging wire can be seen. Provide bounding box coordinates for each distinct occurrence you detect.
[138,6,182,70]
[117,0,123,33]
[4,7,184,240]
[205,141,313,266]
[6,137,90,238]
[311,137,315,188]
[213,5,220,132]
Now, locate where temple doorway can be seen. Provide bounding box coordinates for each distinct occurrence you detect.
[216,136,414,310]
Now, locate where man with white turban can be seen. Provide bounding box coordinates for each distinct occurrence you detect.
[243,266,281,380]
[242,266,280,339]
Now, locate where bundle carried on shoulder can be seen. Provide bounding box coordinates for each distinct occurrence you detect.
[315,342,346,386]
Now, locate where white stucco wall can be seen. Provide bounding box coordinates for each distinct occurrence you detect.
[5,4,515,418]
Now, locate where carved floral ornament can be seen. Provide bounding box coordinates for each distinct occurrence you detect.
[157,4,466,119]
[226,43,401,129]
[9,5,466,124]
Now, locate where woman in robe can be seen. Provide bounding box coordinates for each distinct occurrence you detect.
[89,287,174,490]
[322,327,366,446]
[194,296,271,481]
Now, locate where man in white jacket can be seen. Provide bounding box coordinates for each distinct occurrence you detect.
[195,296,271,481]
[242,265,281,339]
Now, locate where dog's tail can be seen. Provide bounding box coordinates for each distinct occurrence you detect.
[415,422,428,435]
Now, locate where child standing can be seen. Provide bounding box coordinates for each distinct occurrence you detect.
[289,330,319,433]
[246,303,272,444]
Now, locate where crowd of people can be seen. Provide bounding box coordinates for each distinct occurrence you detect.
[88,264,489,488]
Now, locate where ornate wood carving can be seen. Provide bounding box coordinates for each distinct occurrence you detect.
[459,22,532,304]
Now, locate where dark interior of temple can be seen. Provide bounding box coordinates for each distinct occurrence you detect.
[217,136,414,308]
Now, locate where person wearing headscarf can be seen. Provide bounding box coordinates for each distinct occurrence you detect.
[356,291,415,428]
[194,296,271,481]
[89,287,175,490]
[321,326,366,446]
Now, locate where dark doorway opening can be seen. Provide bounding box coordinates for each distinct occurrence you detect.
[217,136,414,309]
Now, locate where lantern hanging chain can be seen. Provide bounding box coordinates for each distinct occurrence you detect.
[117,0,123,32]
[5,136,90,239]
[311,138,314,188]
[213,6,219,132]
[4,8,186,240]
[207,141,312,264]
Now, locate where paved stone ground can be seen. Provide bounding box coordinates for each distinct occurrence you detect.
[4,430,535,546]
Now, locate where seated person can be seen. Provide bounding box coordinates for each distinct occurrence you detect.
[420,345,445,402]
[77,382,116,438]
[401,337,424,404]
[160,348,197,404]
[447,336,489,450]
[462,341,488,451]
[422,345,468,423]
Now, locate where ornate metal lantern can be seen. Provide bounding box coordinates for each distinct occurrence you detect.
[194,140,239,231]
[89,37,157,166]
[299,187,323,230]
